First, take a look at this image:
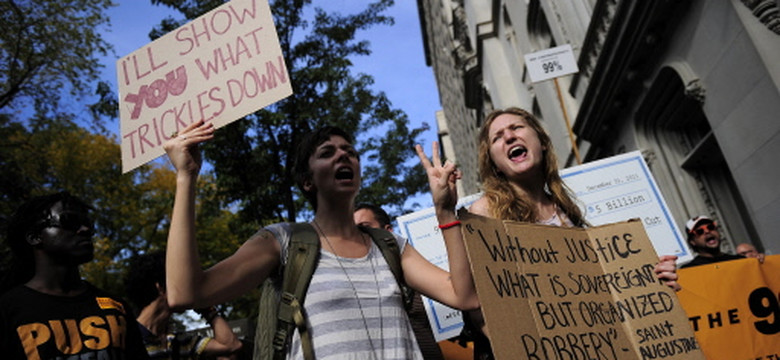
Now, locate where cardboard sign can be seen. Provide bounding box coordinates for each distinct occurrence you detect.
[117,0,293,172]
[399,152,688,339]
[561,151,693,263]
[524,44,579,83]
[460,211,704,360]
[677,256,780,359]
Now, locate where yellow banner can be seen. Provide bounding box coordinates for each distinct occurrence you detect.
[677,255,780,359]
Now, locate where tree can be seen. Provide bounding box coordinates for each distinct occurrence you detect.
[0,0,114,119]
[0,116,242,297]
[149,0,429,224]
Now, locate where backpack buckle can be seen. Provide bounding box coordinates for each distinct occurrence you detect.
[272,329,288,351]
[281,291,296,304]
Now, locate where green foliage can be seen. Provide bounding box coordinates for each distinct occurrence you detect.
[0,0,114,116]
[140,0,429,322]
[0,0,430,326]
[151,0,428,225]
[0,116,242,297]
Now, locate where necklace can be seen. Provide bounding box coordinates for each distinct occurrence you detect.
[312,220,383,360]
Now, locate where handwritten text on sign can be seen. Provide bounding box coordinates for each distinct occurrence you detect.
[460,212,705,360]
[118,0,292,172]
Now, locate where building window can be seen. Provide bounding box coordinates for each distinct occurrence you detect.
[527,0,554,51]
[635,66,759,254]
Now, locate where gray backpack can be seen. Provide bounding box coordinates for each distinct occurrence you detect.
[253,223,413,360]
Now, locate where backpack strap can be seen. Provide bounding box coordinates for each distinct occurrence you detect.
[274,222,319,360]
[255,224,412,360]
[254,223,319,360]
[358,225,414,310]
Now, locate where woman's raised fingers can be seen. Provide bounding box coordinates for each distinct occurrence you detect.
[431,141,442,168]
[415,144,433,169]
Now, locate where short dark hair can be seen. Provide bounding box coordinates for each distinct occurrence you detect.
[2,191,92,292]
[355,203,391,228]
[124,251,166,311]
[293,126,355,211]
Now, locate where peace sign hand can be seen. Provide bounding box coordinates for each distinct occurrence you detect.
[415,141,461,215]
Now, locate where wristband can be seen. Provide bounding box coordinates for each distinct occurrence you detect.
[438,220,461,230]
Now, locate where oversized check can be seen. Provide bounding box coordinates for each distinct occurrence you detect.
[560,150,692,263]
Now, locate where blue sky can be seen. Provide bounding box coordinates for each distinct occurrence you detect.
[100,0,440,209]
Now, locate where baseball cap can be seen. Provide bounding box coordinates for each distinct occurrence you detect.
[685,215,714,233]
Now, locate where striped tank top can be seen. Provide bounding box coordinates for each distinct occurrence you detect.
[265,223,423,360]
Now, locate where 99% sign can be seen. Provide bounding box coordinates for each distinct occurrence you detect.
[524,44,578,83]
[542,60,563,74]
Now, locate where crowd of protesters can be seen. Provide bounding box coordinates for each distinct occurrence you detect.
[2,106,763,359]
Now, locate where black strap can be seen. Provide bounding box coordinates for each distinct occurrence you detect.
[268,223,411,360]
[272,223,319,360]
[358,225,413,310]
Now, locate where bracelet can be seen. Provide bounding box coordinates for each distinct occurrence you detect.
[438,220,461,230]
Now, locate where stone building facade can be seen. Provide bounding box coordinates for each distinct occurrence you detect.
[417,0,780,255]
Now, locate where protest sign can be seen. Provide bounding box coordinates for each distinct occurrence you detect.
[561,151,693,264]
[460,211,704,360]
[117,0,293,172]
[524,44,579,83]
[677,256,780,359]
[399,152,688,339]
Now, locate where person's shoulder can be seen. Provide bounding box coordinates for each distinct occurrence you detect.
[360,225,406,251]
[680,256,705,268]
[468,196,490,216]
[0,285,27,304]
[262,222,291,238]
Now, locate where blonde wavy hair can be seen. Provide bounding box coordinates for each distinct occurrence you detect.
[477,107,586,227]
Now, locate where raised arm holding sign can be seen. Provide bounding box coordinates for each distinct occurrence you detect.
[164,123,480,359]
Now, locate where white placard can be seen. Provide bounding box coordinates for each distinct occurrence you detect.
[118,0,292,172]
[560,150,693,263]
[524,44,579,83]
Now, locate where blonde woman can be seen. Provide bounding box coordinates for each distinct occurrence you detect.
[416,107,680,359]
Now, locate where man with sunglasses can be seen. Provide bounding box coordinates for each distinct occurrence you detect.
[0,191,149,359]
[680,215,744,269]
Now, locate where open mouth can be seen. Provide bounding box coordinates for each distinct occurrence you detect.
[335,166,354,180]
[704,236,718,246]
[508,145,527,160]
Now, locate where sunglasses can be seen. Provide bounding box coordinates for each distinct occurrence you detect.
[39,212,95,234]
[690,223,716,236]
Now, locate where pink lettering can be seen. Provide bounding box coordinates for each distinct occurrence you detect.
[176,26,196,56]
[192,18,212,49]
[210,9,232,35]
[229,0,258,24]
[124,66,188,119]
